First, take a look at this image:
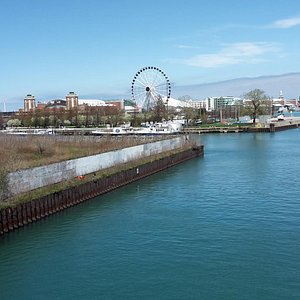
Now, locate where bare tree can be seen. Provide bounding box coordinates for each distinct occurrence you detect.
[0,112,4,129]
[152,97,166,122]
[178,95,193,101]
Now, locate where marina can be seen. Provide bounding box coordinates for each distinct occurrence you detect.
[3,115,300,136]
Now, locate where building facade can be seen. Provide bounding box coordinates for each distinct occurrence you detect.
[190,96,242,112]
[66,92,78,110]
[24,94,36,112]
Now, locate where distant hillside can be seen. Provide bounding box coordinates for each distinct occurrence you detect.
[172,73,300,100]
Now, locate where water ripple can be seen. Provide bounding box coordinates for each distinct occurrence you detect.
[1,131,300,299]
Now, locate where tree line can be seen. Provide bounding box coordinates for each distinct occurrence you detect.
[3,89,272,128]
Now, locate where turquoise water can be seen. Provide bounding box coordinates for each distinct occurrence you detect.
[1,130,300,299]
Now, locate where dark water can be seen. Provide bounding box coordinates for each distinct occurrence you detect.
[1,130,300,299]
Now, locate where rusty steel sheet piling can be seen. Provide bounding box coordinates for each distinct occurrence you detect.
[0,146,203,236]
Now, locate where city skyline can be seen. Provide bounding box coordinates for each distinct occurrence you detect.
[1,0,300,110]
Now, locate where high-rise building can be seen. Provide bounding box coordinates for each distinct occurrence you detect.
[66,92,78,109]
[24,94,36,112]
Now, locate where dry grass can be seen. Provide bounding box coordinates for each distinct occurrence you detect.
[0,134,166,172]
[0,146,195,209]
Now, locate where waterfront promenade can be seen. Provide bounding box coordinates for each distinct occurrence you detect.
[4,116,300,136]
[183,116,300,134]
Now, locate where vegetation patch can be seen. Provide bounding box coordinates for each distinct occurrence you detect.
[0,167,8,202]
[0,144,198,209]
[0,134,168,172]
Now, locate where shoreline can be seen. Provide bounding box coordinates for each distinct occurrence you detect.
[0,145,203,236]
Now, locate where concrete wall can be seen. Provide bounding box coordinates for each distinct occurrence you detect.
[7,136,188,195]
[1,146,203,235]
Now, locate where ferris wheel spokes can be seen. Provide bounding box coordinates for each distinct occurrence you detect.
[131,66,171,111]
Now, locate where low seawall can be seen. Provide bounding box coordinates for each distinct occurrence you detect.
[0,146,203,235]
[183,119,300,134]
[7,136,188,196]
[184,125,299,134]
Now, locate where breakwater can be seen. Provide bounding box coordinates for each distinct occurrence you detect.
[183,123,299,134]
[0,146,203,235]
[183,118,300,134]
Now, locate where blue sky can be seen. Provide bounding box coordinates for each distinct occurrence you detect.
[1,0,300,110]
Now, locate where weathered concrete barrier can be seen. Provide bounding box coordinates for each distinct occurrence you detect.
[0,146,203,236]
[184,122,300,134]
[6,136,188,196]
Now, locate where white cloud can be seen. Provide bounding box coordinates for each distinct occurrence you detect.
[176,44,203,50]
[180,42,280,68]
[176,45,194,49]
[184,54,238,68]
[271,16,300,28]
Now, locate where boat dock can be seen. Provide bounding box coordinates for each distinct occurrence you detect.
[2,117,300,136]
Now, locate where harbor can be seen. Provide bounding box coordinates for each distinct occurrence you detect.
[1,129,299,299]
[3,114,300,136]
[2,1,300,299]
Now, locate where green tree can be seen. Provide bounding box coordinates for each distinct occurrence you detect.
[7,119,22,127]
[64,120,71,126]
[129,113,143,127]
[182,106,196,126]
[76,115,86,127]
[244,89,270,125]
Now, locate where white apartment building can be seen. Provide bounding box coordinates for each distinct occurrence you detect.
[190,96,243,112]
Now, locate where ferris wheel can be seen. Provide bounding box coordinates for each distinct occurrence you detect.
[131,66,171,111]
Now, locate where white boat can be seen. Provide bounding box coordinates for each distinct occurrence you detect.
[92,121,182,135]
[92,127,133,135]
[134,121,182,135]
[5,128,54,135]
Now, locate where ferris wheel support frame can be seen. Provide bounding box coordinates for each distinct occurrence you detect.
[131,66,171,115]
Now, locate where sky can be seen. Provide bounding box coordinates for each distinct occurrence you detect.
[1,0,300,110]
